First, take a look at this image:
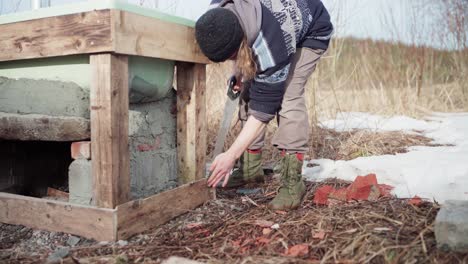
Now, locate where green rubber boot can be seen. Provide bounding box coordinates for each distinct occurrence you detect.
[268,153,306,210]
[218,151,264,188]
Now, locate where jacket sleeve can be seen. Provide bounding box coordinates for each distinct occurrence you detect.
[248,62,291,122]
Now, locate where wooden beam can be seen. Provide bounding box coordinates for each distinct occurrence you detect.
[0,10,112,62]
[90,54,130,209]
[0,192,116,241]
[116,179,214,240]
[112,10,210,64]
[176,63,207,184]
[0,112,90,141]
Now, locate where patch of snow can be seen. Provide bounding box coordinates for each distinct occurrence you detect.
[321,112,439,133]
[305,112,468,203]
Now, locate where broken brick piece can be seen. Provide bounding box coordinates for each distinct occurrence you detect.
[283,244,309,257]
[378,184,395,197]
[71,141,91,160]
[368,185,381,201]
[408,196,423,206]
[329,187,348,201]
[347,174,380,201]
[313,185,335,205]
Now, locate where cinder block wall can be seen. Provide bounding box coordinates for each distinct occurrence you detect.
[129,90,178,199]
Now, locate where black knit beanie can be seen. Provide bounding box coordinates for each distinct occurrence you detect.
[195,8,244,62]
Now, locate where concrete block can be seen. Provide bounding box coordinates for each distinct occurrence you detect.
[128,93,177,199]
[435,200,468,253]
[71,141,91,160]
[68,159,93,206]
[0,77,90,118]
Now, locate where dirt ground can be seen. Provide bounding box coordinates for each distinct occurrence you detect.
[1,177,467,264]
[1,129,465,263]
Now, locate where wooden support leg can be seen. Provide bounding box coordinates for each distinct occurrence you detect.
[176,63,207,185]
[90,54,130,208]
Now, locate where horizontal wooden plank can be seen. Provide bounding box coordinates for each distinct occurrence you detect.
[0,112,90,141]
[112,10,210,64]
[0,192,116,241]
[0,10,112,62]
[116,179,214,240]
[0,9,210,63]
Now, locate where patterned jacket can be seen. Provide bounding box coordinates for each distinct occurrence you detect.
[210,0,333,120]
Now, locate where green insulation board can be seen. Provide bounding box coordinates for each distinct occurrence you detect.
[0,55,175,103]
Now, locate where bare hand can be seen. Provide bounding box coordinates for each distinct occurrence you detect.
[207,152,237,188]
[232,74,243,92]
[233,81,243,92]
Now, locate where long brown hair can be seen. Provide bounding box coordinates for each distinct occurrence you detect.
[235,37,257,81]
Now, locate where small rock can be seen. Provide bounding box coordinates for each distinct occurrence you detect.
[117,240,129,247]
[307,162,319,168]
[67,235,80,247]
[98,241,109,246]
[162,256,204,264]
[47,247,70,264]
[236,188,262,195]
[213,200,224,207]
[49,232,56,238]
[271,224,280,230]
[229,205,243,211]
[435,200,468,253]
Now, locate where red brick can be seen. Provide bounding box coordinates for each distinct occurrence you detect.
[313,185,334,205]
[71,141,91,160]
[347,174,379,201]
[329,187,348,201]
[378,184,394,197]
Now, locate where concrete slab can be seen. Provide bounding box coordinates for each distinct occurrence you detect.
[0,77,90,118]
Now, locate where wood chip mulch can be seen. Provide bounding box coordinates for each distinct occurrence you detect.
[4,178,461,264]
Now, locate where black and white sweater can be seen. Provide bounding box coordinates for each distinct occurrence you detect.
[210,0,333,121]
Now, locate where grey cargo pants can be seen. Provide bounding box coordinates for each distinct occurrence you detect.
[239,48,325,153]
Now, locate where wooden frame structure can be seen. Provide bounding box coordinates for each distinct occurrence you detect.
[0,9,214,240]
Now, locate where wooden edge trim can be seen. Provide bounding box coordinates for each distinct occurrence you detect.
[112,10,211,64]
[0,9,113,62]
[0,192,117,241]
[116,179,215,240]
[0,9,211,64]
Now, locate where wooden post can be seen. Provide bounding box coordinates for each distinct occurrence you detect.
[90,54,130,209]
[176,63,207,184]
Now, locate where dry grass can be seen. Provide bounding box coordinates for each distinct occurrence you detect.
[309,128,444,161]
[205,38,468,161]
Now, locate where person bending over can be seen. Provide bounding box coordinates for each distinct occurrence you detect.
[195,0,333,210]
